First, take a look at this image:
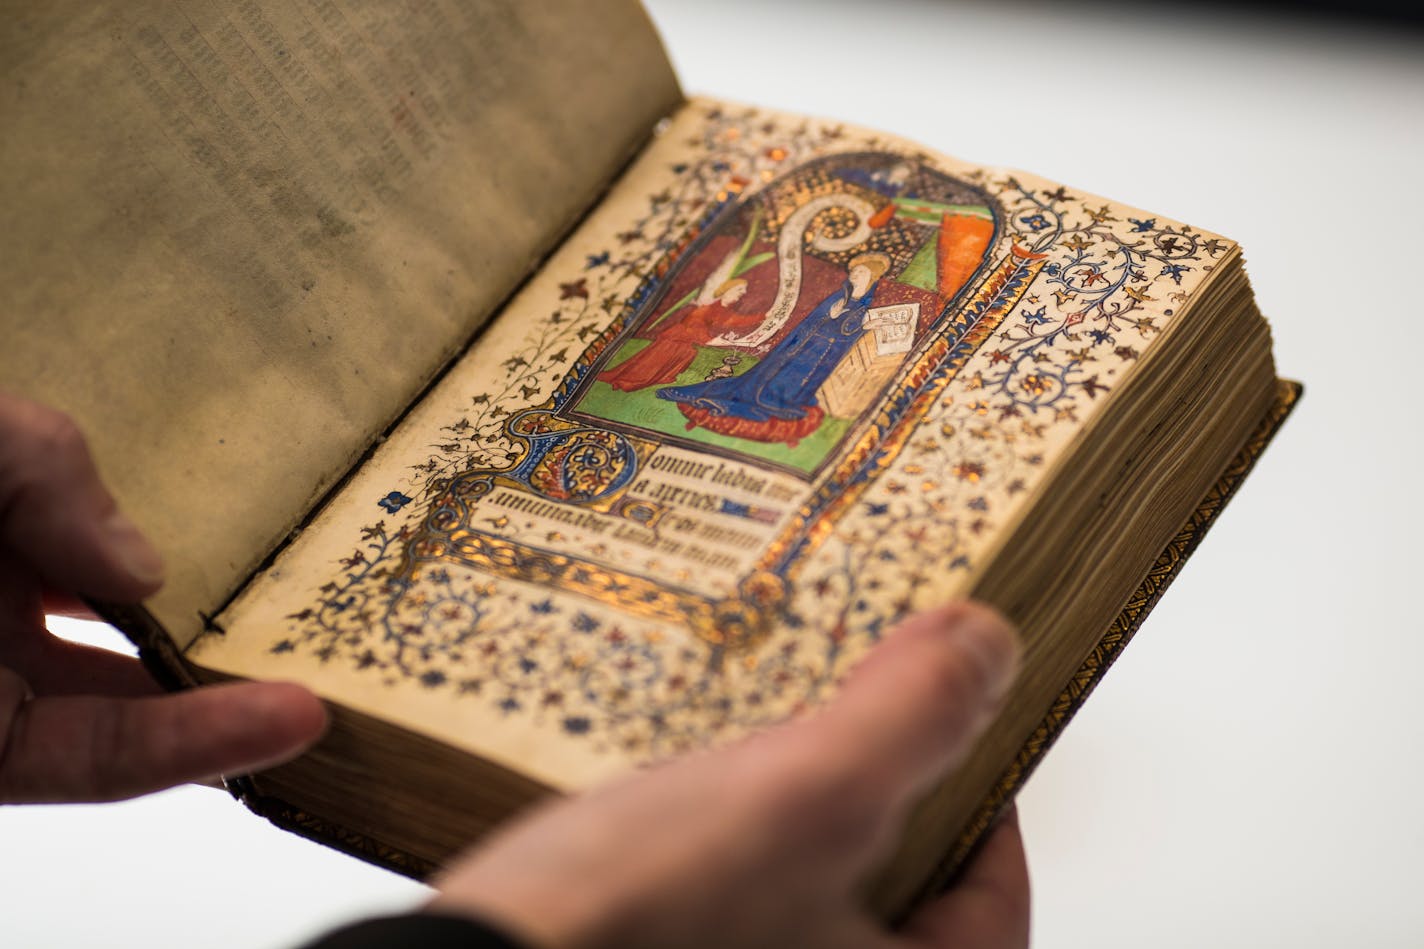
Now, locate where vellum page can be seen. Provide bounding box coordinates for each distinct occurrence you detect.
[201,98,1236,789]
[0,0,678,648]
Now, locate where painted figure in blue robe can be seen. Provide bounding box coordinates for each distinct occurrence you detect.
[657,252,893,446]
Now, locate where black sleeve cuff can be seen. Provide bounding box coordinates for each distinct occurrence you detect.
[299,912,529,949]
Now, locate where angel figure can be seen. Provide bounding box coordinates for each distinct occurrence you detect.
[597,242,765,393]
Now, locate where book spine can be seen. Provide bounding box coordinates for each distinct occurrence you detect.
[84,599,201,692]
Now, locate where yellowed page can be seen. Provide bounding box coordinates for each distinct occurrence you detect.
[0,0,680,647]
[198,98,1245,792]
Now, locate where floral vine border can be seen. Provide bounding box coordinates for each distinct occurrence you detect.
[262,106,1225,758]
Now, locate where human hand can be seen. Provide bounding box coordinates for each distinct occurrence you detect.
[0,392,327,803]
[431,602,1028,949]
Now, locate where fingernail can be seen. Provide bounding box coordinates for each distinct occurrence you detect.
[103,511,166,587]
[943,604,1019,699]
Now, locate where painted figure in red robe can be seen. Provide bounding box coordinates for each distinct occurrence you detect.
[598,278,762,392]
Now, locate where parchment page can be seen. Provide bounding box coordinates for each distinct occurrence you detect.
[201,99,1239,790]
[0,0,680,647]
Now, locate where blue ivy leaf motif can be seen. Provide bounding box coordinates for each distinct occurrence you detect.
[499,697,521,713]
[1089,329,1115,346]
[1019,212,1050,232]
[585,251,611,269]
[530,598,557,615]
[968,497,989,511]
[519,657,539,674]
[1044,263,1061,276]
[1021,305,1049,326]
[377,491,413,513]
[562,716,591,735]
[420,670,447,688]
[866,502,889,516]
[1160,263,1191,284]
[1128,217,1157,232]
[572,612,599,633]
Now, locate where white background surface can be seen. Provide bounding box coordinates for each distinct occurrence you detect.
[4,2,1423,946]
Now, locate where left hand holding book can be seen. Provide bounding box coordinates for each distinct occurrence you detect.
[0,391,327,804]
[2,390,1029,948]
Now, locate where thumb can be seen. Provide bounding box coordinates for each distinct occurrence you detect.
[791,601,1020,807]
[733,601,1021,875]
[0,392,164,603]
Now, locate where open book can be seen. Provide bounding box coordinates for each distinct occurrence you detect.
[2,0,1296,917]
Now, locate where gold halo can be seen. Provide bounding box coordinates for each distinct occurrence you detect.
[847,251,891,282]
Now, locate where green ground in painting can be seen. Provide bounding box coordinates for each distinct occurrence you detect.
[576,340,851,474]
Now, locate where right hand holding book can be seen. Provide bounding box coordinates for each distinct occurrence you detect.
[426,602,1027,949]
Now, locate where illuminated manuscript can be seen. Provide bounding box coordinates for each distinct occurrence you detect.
[4,0,1293,916]
[191,100,1287,911]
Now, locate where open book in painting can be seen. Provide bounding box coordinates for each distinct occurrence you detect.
[1,0,1296,916]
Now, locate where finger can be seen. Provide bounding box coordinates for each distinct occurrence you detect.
[0,677,327,803]
[40,588,101,620]
[0,556,157,697]
[8,633,160,698]
[774,602,1020,811]
[901,806,1030,949]
[0,392,164,602]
